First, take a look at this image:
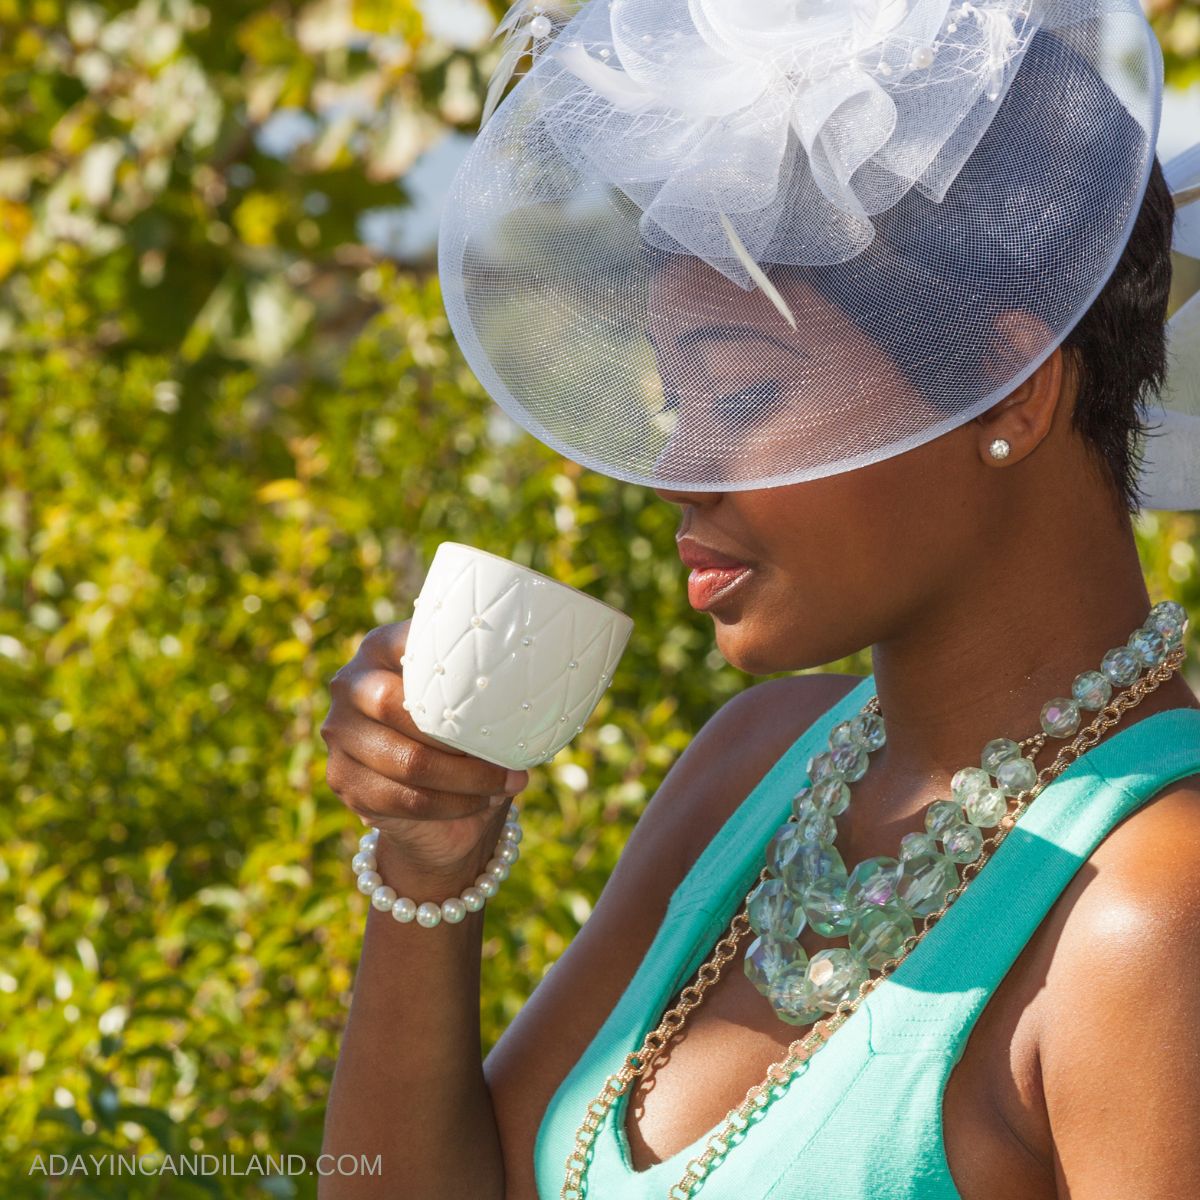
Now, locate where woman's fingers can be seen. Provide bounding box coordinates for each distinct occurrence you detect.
[322,699,526,800]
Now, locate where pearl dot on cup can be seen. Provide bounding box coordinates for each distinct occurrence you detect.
[517,741,526,749]
[560,714,567,722]
[521,701,531,710]
[470,615,483,628]
[476,676,488,689]
[435,662,445,674]
[521,636,533,646]
[568,660,578,669]
[480,726,490,735]
[443,708,454,720]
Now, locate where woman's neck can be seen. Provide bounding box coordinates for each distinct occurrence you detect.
[865,507,1197,809]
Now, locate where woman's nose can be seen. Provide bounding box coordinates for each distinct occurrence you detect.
[650,410,724,491]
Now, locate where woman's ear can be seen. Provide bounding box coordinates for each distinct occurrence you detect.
[972,311,1066,467]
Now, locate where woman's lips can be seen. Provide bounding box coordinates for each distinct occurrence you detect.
[686,565,753,611]
[676,537,753,611]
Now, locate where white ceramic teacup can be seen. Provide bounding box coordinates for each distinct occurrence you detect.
[400,542,634,770]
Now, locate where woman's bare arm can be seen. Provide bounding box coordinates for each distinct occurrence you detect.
[1038,779,1200,1198]
[319,833,509,1200]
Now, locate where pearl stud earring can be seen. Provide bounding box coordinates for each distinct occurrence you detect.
[988,438,1011,460]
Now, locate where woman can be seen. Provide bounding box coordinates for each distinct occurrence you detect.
[318,1,1200,1196]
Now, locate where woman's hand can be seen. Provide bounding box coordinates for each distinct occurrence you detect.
[320,619,529,883]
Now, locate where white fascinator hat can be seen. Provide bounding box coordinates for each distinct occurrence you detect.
[437,0,1200,510]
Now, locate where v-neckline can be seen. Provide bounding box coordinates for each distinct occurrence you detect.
[608,686,1200,1181]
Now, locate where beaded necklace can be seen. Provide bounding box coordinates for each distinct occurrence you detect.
[560,601,1190,1199]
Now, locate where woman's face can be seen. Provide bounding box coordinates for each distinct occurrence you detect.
[646,255,1018,675]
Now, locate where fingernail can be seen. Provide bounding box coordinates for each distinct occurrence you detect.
[489,794,507,808]
[504,770,527,792]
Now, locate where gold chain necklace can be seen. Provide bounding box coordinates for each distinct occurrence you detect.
[560,646,1186,1200]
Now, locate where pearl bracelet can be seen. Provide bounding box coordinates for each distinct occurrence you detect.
[349,804,524,928]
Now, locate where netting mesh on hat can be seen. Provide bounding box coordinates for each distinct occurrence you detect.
[437,0,1161,491]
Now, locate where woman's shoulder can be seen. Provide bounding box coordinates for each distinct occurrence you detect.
[1030,768,1200,1191]
[663,672,867,882]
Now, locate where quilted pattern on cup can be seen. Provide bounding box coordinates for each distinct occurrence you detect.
[404,544,632,769]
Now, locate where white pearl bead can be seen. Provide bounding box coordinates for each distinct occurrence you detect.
[529,13,551,37]
[371,885,397,912]
[480,726,490,736]
[392,897,416,922]
[416,902,442,928]
[359,830,379,851]
[498,843,520,866]
[598,46,611,59]
[568,660,577,669]
[443,708,454,720]
[487,859,510,882]
[521,701,531,710]
[476,676,488,689]
[517,741,525,750]
[508,802,521,817]
[911,45,934,69]
[461,887,486,912]
[351,849,377,874]
[520,636,532,646]
[470,614,483,627]
[878,61,893,76]
[441,897,468,924]
[476,875,499,898]
[356,869,382,894]
[501,823,523,844]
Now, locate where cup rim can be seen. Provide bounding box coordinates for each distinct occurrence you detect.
[434,542,634,627]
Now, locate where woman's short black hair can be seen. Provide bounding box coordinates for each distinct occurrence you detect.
[1061,158,1174,515]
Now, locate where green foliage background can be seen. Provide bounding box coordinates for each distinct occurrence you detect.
[1,2,1198,1197]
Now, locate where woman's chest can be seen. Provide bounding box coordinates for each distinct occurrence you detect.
[621,917,1058,1200]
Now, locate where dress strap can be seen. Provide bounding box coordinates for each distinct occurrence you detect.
[867,706,1200,1054]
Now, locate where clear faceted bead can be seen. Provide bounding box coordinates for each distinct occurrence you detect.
[849,905,915,970]
[925,799,964,838]
[748,878,806,939]
[744,934,804,996]
[980,737,1021,774]
[790,785,814,820]
[995,754,1038,797]
[963,785,1008,828]
[1071,669,1112,710]
[896,850,960,916]
[802,876,854,937]
[849,710,886,751]
[899,831,937,861]
[1148,600,1187,646]
[794,806,837,846]
[1127,626,1166,667]
[768,966,824,1025]
[951,767,991,804]
[807,948,870,1012]
[942,822,984,863]
[845,856,903,909]
[1100,646,1141,686]
[831,743,869,782]
[811,776,851,816]
[1039,697,1080,738]
[828,720,858,749]
[807,751,839,782]
[765,822,804,879]
[780,841,847,896]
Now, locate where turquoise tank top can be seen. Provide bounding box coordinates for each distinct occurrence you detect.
[533,672,1200,1199]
